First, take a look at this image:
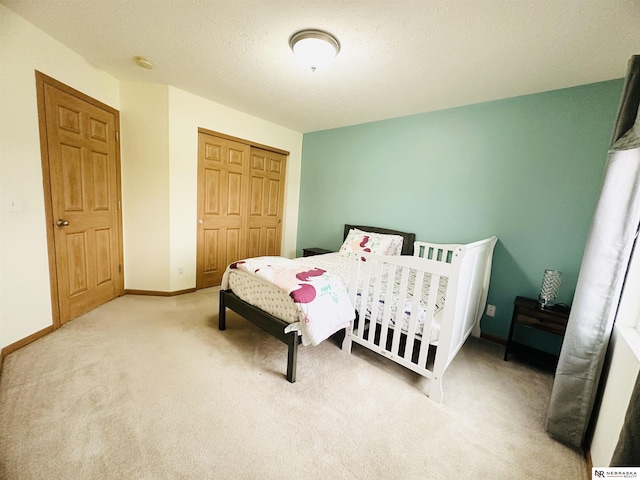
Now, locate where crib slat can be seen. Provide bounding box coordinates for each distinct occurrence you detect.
[389,265,411,357]
[403,267,423,362]
[417,272,442,367]
[366,260,386,343]
[377,262,396,349]
[357,259,375,338]
[348,253,361,306]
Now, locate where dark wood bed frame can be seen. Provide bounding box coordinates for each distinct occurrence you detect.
[218,225,416,382]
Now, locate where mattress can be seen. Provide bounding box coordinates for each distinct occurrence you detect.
[224,252,446,343]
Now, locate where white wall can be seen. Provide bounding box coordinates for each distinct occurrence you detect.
[120,82,171,291]
[0,5,120,349]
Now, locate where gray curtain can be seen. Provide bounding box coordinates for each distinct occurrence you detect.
[611,371,640,466]
[546,55,640,450]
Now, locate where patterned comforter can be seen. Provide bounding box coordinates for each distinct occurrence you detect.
[221,256,355,346]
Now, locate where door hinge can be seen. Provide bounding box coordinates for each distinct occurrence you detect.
[118,264,122,273]
[118,200,121,210]
[115,131,119,142]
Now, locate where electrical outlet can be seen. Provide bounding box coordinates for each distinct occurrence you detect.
[177,267,184,276]
[486,304,496,317]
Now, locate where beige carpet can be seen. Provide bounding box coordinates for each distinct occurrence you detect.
[0,288,586,479]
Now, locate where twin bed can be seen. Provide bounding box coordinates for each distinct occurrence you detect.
[219,225,497,402]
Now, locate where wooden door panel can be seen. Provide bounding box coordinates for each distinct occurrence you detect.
[227,172,243,216]
[90,117,108,141]
[42,79,122,323]
[267,179,280,216]
[269,157,283,174]
[247,148,286,257]
[247,227,262,257]
[95,228,113,285]
[204,169,221,215]
[228,147,245,166]
[250,176,264,216]
[246,225,279,258]
[224,228,242,263]
[92,152,110,210]
[265,227,277,254]
[251,151,266,171]
[60,144,84,211]
[197,133,249,287]
[204,142,222,161]
[250,180,281,218]
[202,226,243,278]
[58,104,81,133]
[203,227,242,272]
[66,232,88,296]
[203,229,219,274]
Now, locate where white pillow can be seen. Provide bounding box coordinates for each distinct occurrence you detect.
[339,228,404,256]
[387,235,405,256]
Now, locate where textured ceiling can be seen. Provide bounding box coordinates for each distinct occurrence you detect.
[3,0,640,133]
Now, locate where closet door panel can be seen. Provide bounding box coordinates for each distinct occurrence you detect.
[247,148,286,258]
[197,133,249,287]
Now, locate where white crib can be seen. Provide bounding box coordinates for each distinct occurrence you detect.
[342,236,497,403]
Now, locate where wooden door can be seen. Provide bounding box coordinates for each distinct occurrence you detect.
[246,148,286,257]
[196,132,250,288]
[37,73,123,325]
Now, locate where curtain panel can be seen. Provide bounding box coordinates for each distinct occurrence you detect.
[546,55,640,450]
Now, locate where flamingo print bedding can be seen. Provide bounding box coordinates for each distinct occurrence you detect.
[221,256,354,346]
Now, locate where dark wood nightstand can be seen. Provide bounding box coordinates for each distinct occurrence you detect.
[302,247,333,257]
[504,296,570,367]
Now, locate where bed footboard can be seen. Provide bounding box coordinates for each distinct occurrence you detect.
[219,289,299,383]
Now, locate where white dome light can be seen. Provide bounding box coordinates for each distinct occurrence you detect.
[289,30,340,72]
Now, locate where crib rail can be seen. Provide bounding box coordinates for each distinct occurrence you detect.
[342,236,497,403]
[343,249,464,400]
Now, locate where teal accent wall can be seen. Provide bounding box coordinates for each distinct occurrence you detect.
[297,79,624,352]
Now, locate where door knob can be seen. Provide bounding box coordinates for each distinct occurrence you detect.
[56,219,70,227]
[198,219,204,224]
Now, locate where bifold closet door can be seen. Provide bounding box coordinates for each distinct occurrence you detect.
[196,133,250,288]
[246,147,286,258]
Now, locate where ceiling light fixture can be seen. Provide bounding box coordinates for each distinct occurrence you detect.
[289,29,340,72]
[134,56,154,70]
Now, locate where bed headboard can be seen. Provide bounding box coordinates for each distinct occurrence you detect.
[343,224,416,255]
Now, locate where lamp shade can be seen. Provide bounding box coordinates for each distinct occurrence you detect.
[538,269,562,308]
[289,30,340,71]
